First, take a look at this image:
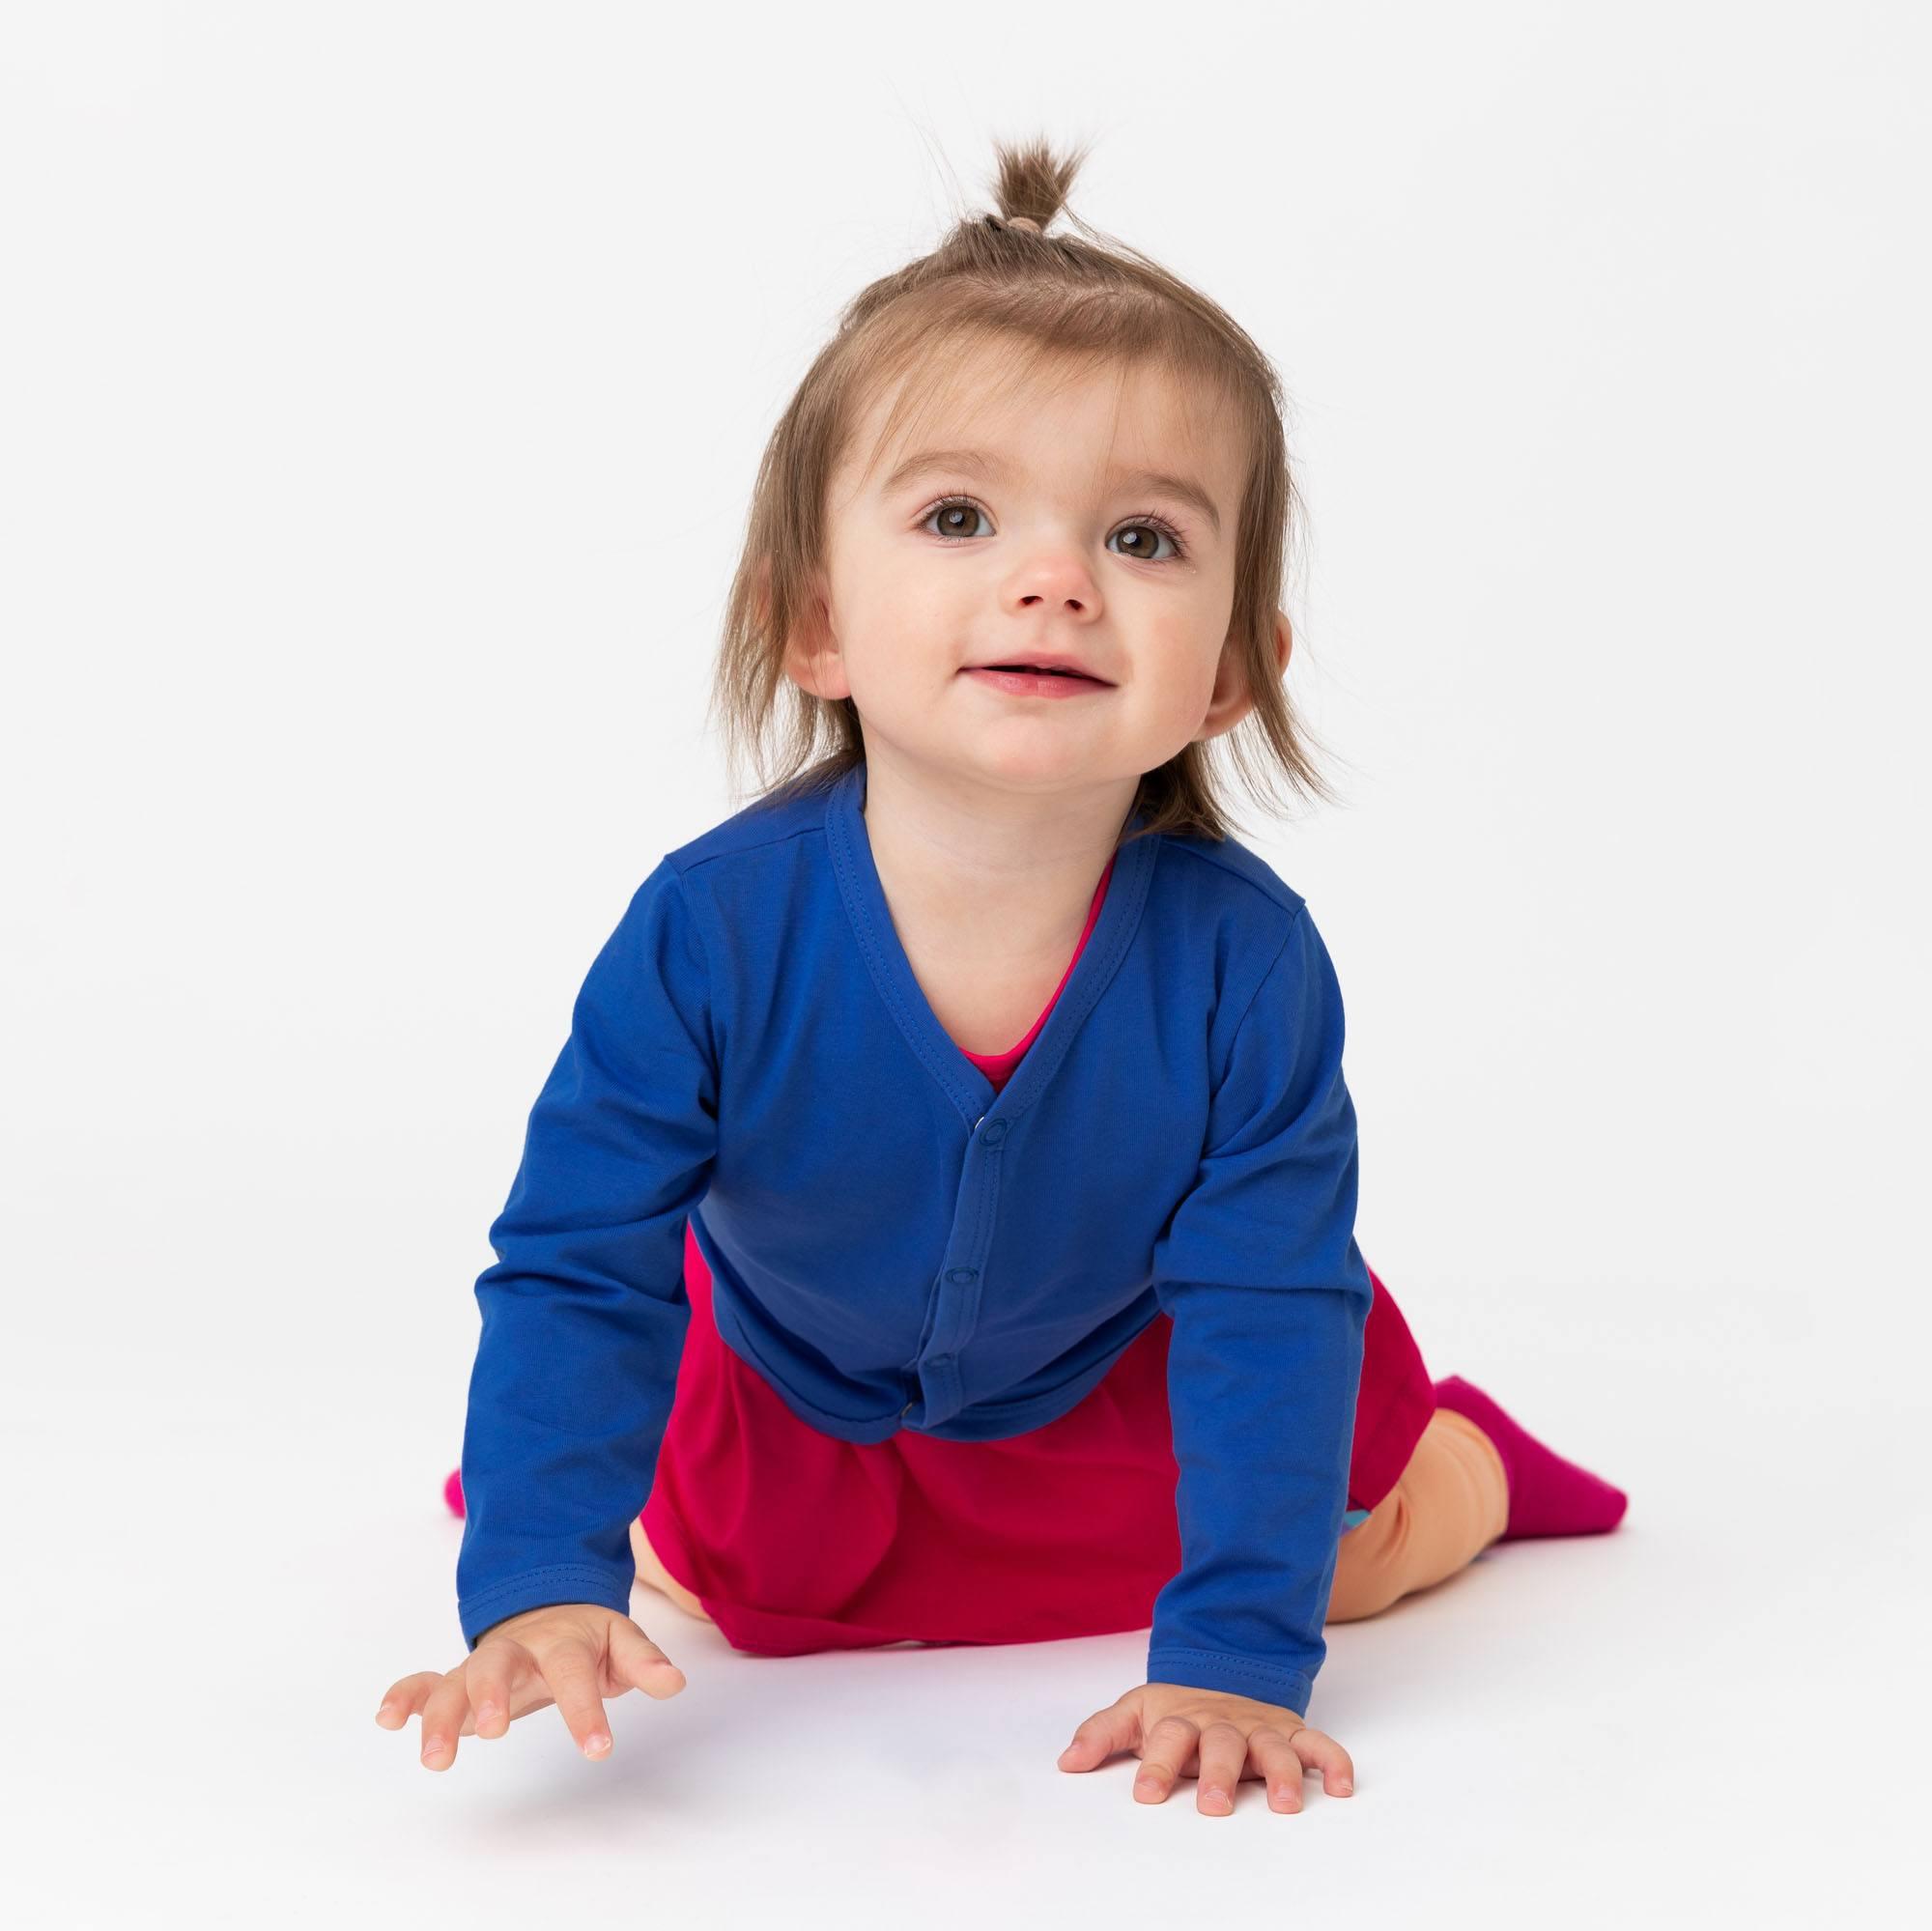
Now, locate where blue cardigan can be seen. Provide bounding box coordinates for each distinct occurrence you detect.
[456,758,1376,1717]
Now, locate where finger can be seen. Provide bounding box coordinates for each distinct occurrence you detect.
[1058,1701,1137,1773]
[418,1669,473,1771]
[1193,1719,1249,1816]
[1133,1716,1198,1805]
[465,1646,519,1741]
[536,1639,616,1759]
[609,1619,687,1699]
[1289,1724,1356,1797]
[488,1641,561,1724]
[375,1671,443,1729]
[1248,1726,1309,1813]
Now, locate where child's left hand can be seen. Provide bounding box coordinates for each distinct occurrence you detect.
[1056,1681,1356,1814]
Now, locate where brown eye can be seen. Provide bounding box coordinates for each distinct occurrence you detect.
[1110,521,1182,562]
[924,499,991,541]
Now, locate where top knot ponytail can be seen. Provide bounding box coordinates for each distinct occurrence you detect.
[982,134,1090,237]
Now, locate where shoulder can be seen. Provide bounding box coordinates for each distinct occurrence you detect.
[661,769,838,880]
[1147,829,1350,1064]
[595,776,837,972]
[1151,825,1311,956]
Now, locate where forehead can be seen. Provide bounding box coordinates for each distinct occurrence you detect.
[841,335,1244,508]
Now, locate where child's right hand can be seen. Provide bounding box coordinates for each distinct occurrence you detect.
[375,1603,687,1770]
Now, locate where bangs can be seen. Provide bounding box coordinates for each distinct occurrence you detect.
[839,310,1246,503]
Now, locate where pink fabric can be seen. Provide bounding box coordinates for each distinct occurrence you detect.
[1430,1375,1629,1540]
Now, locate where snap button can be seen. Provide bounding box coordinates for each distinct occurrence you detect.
[946,1266,978,1284]
[930,1353,952,1372]
[981,1120,1009,1146]
[900,1402,914,1418]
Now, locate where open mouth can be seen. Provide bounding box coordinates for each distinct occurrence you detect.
[964,663,1111,687]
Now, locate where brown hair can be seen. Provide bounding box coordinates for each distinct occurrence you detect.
[706,134,1348,847]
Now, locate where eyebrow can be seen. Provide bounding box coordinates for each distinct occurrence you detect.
[880,445,1224,539]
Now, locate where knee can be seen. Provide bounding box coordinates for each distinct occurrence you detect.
[1325,1491,1410,1624]
[630,1516,715,1623]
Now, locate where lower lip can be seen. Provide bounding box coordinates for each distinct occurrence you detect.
[961,667,1113,699]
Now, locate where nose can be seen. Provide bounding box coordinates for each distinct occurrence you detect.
[1010,551,1098,616]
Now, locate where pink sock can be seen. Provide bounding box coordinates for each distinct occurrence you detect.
[1431,1376,1628,1541]
[443,1467,466,1519]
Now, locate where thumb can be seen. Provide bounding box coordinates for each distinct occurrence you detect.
[609,1617,688,1698]
[1058,1695,1139,1772]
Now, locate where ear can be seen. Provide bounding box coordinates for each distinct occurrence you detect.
[774,562,849,701]
[1193,611,1293,743]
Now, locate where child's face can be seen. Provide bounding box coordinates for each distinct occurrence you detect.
[798,344,1272,809]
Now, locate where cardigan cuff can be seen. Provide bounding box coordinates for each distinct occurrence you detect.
[459,1564,634,1650]
[1146,1645,1316,1718]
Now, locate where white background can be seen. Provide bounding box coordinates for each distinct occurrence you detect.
[5,2,1926,1923]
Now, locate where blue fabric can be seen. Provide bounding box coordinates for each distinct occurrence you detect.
[457,759,1374,1717]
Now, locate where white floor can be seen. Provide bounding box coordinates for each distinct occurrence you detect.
[11,1273,1920,1928]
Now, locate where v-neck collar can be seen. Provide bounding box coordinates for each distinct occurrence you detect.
[825,759,1161,1127]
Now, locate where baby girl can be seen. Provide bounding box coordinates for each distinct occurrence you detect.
[377,133,1627,1817]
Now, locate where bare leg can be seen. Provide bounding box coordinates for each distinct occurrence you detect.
[1325,1406,1510,1623]
[630,1516,716,1623]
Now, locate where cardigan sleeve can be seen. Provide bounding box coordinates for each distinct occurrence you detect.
[1145,902,1375,1716]
[455,857,719,1648]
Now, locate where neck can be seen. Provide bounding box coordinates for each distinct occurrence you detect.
[857,751,1133,957]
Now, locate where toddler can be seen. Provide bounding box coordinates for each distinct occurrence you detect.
[376,135,1628,1817]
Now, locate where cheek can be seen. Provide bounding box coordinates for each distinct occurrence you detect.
[837,627,931,715]
[1140,637,1224,716]
[846,542,958,628]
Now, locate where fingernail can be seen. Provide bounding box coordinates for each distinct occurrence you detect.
[478,1703,501,1725]
[1336,1779,1353,1794]
[583,1733,611,1756]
